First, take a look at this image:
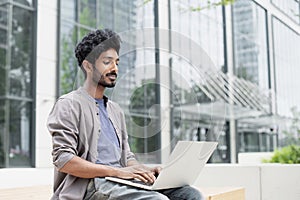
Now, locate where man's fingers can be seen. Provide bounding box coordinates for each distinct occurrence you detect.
[122,165,157,183]
[139,171,156,183]
[133,174,148,183]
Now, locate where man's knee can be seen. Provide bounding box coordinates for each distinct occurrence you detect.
[184,186,204,200]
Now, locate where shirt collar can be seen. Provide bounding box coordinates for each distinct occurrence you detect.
[79,87,109,107]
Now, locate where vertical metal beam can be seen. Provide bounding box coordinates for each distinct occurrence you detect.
[30,0,38,167]
[223,4,237,163]
[168,0,174,153]
[154,0,161,163]
[56,0,61,98]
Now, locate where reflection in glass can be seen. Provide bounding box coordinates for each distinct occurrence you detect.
[0,5,8,96]
[0,100,5,167]
[232,0,269,89]
[59,22,81,95]
[170,0,226,163]
[0,1,35,168]
[58,0,160,162]
[171,0,224,70]
[9,100,32,167]
[0,48,6,96]
[61,0,76,22]
[13,0,33,7]
[10,6,33,98]
[79,0,96,27]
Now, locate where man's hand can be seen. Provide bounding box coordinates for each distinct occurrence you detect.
[115,164,162,183]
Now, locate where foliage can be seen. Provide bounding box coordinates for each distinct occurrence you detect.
[188,0,235,12]
[129,81,160,153]
[262,145,300,164]
[263,107,300,164]
[59,0,97,95]
[142,0,235,11]
[60,35,77,95]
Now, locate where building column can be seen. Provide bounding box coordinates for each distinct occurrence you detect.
[155,0,172,163]
[35,0,58,168]
[223,4,237,163]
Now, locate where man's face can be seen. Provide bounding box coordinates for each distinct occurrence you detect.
[92,48,119,88]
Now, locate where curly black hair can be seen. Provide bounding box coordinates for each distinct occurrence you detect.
[74,29,121,77]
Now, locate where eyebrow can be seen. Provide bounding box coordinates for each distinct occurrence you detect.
[102,56,119,61]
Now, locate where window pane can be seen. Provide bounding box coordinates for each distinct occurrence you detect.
[98,0,114,29]
[0,100,5,167]
[0,4,8,27]
[168,0,226,163]
[171,0,224,71]
[79,0,96,27]
[9,6,34,98]
[61,0,76,22]
[273,17,300,116]
[0,5,8,96]
[0,48,6,96]
[59,22,78,95]
[9,100,32,167]
[232,0,269,89]
[58,0,159,162]
[271,0,300,24]
[13,0,33,7]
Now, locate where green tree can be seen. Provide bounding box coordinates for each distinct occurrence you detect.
[129,81,160,153]
[60,0,97,95]
[263,145,300,164]
[187,0,235,12]
[263,107,300,164]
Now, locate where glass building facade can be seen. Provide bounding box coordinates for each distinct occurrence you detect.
[0,0,300,168]
[0,0,36,167]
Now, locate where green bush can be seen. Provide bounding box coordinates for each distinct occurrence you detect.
[262,145,300,164]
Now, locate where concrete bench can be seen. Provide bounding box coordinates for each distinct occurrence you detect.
[200,187,245,200]
[0,185,245,200]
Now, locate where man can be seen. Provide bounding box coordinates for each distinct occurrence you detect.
[47,29,203,200]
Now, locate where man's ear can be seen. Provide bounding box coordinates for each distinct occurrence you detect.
[82,60,93,72]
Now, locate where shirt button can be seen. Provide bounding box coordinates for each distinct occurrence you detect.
[96,113,99,115]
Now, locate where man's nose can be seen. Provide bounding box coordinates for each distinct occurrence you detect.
[111,61,118,72]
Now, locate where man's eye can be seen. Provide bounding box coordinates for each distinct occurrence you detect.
[103,61,110,65]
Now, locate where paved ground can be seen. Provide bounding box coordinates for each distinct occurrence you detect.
[0,185,52,200]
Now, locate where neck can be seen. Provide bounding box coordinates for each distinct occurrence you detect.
[83,80,105,99]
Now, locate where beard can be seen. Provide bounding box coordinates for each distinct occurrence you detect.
[98,77,116,88]
[93,71,117,88]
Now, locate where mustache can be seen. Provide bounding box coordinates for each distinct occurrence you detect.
[106,72,118,77]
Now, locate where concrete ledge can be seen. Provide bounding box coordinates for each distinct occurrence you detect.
[0,168,53,189]
[195,164,300,200]
[2,164,299,200]
[238,152,273,164]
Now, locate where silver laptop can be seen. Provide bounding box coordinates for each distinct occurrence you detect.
[105,141,218,190]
